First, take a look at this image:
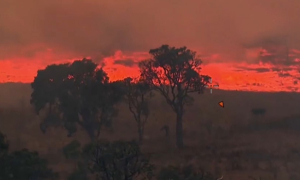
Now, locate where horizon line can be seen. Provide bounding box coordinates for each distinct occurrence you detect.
[1,82,299,94]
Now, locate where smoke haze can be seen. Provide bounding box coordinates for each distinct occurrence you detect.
[1,0,300,63]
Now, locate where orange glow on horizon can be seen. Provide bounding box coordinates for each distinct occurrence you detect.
[0,50,300,93]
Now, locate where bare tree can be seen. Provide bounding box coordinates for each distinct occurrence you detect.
[123,77,153,143]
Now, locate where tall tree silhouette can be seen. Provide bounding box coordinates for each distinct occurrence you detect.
[139,45,210,148]
[30,59,123,141]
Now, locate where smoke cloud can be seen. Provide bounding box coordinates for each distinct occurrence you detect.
[1,0,300,64]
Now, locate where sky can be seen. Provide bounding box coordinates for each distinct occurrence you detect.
[1,0,300,92]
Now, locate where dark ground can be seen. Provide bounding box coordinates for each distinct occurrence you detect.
[1,83,300,180]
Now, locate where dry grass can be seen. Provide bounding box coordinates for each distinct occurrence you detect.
[1,83,300,180]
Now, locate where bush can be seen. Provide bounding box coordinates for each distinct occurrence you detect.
[84,140,154,180]
[251,108,266,116]
[68,162,90,180]
[63,140,81,160]
[0,131,58,180]
[0,131,9,155]
[156,165,216,180]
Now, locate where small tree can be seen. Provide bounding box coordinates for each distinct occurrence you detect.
[84,140,154,180]
[0,131,9,179]
[251,108,266,116]
[123,77,153,143]
[0,132,8,156]
[139,45,210,148]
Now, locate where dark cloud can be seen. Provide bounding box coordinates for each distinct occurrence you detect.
[286,86,298,91]
[242,35,288,49]
[236,65,300,80]
[278,72,292,77]
[235,67,270,73]
[259,48,300,66]
[243,35,300,65]
[1,0,300,63]
[271,67,293,72]
[252,83,263,86]
[114,59,136,67]
[252,68,270,73]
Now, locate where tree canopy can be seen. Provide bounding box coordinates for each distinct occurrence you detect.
[30,59,123,141]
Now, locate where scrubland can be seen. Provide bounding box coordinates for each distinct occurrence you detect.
[1,83,300,180]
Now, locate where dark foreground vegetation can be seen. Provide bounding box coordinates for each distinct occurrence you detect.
[1,45,300,179]
[0,130,222,180]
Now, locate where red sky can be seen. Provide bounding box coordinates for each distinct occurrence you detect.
[1,0,300,92]
[1,49,300,92]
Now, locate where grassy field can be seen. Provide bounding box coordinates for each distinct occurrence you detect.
[1,83,300,180]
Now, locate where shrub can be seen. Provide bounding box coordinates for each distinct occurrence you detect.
[63,140,81,160]
[251,108,266,116]
[156,165,216,180]
[3,149,58,180]
[0,132,9,154]
[68,162,90,180]
[84,140,154,180]
[0,132,58,180]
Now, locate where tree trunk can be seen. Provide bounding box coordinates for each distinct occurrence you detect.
[81,109,96,142]
[49,103,52,114]
[175,110,184,148]
[137,121,144,144]
[86,128,96,142]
